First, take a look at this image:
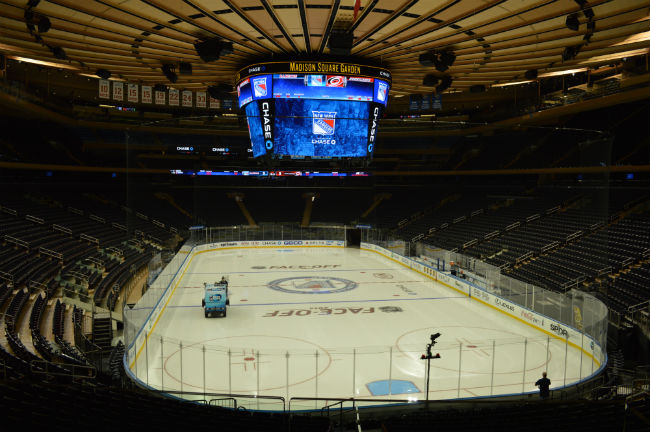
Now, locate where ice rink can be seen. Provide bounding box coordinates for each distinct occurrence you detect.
[132,246,599,409]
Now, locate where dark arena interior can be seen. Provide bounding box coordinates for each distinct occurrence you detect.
[0,1,649,431]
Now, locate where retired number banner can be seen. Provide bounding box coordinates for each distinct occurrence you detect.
[196,91,206,108]
[155,90,165,105]
[169,88,179,106]
[141,85,152,104]
[112,81,123,101]
[99,79,110,99]
[182,90,192,107]
[127,84,139,103]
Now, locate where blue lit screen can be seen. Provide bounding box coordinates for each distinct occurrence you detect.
[240,73,389,158]
[274,99,369,157]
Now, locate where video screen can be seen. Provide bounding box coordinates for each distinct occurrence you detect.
[274,99,370,158]
[238,66,390,159]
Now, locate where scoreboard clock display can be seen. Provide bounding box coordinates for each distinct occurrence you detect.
[236,61,391,159]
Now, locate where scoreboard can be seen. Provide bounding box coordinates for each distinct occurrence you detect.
[236,61,391,159]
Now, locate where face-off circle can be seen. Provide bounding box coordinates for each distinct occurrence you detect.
[268,276,357,294]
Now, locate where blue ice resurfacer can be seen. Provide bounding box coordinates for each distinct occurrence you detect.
[201,278,229,318]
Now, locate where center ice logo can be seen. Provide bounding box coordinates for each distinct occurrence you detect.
[312,111,336,135]
[268,276,356,294]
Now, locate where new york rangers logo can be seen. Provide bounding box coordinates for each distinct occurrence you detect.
[252,77,267,97]
[312,111,336,135]
[377,82,388,102]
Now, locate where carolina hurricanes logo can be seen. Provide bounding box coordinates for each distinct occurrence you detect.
[326,76,346,87]
[312,111,336,135]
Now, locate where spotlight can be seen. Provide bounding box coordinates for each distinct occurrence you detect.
[37,15,50,33]
[430,333,441,343]
[162,63,177,83]
[583,7,594,20]
[565,13,580,31]
[96,69,111,79]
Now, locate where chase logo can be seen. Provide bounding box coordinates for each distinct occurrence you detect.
[312,111,336,135]
[252,77,267,97]
[268,276,356,294]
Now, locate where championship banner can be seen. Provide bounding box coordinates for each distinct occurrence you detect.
[182,90,192,107]
[209,96,220,109]
[127,84,139,103]
[141,85,152,104]
[169,88,179,106]
[196,91,206,108]
[112,81,123,101]
[99,79,110,99]
[155,90,165,105]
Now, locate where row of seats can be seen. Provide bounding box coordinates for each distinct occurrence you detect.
[0,377,331,432]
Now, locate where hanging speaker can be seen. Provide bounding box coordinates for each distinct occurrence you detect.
[419,52,436,67]
[179,62,192,75]
[194,38,233,62]
[565,13,580,31]
[422,74,439,86]
[524,69,538,80]
[162,64,177,83]
[436,75,453,93]
[96,69,111,79]
[207,83,232,99]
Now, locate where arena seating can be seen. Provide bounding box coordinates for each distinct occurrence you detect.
[0,376,331,432]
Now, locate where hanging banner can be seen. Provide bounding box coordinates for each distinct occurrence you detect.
[169,88,179,106]
[99,79,110,99]
[209,96,220,109]
[112,81,123,101]
[127,84,139,103]
[155,90,165,105]
[196,91,206,108]
[141,85,152,104]
[182,90,193,107]
[222,98,233,109]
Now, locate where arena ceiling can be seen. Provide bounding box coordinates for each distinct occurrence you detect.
[0,0,648,99]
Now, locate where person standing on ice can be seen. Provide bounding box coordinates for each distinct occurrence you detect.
[535,372,551,400]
